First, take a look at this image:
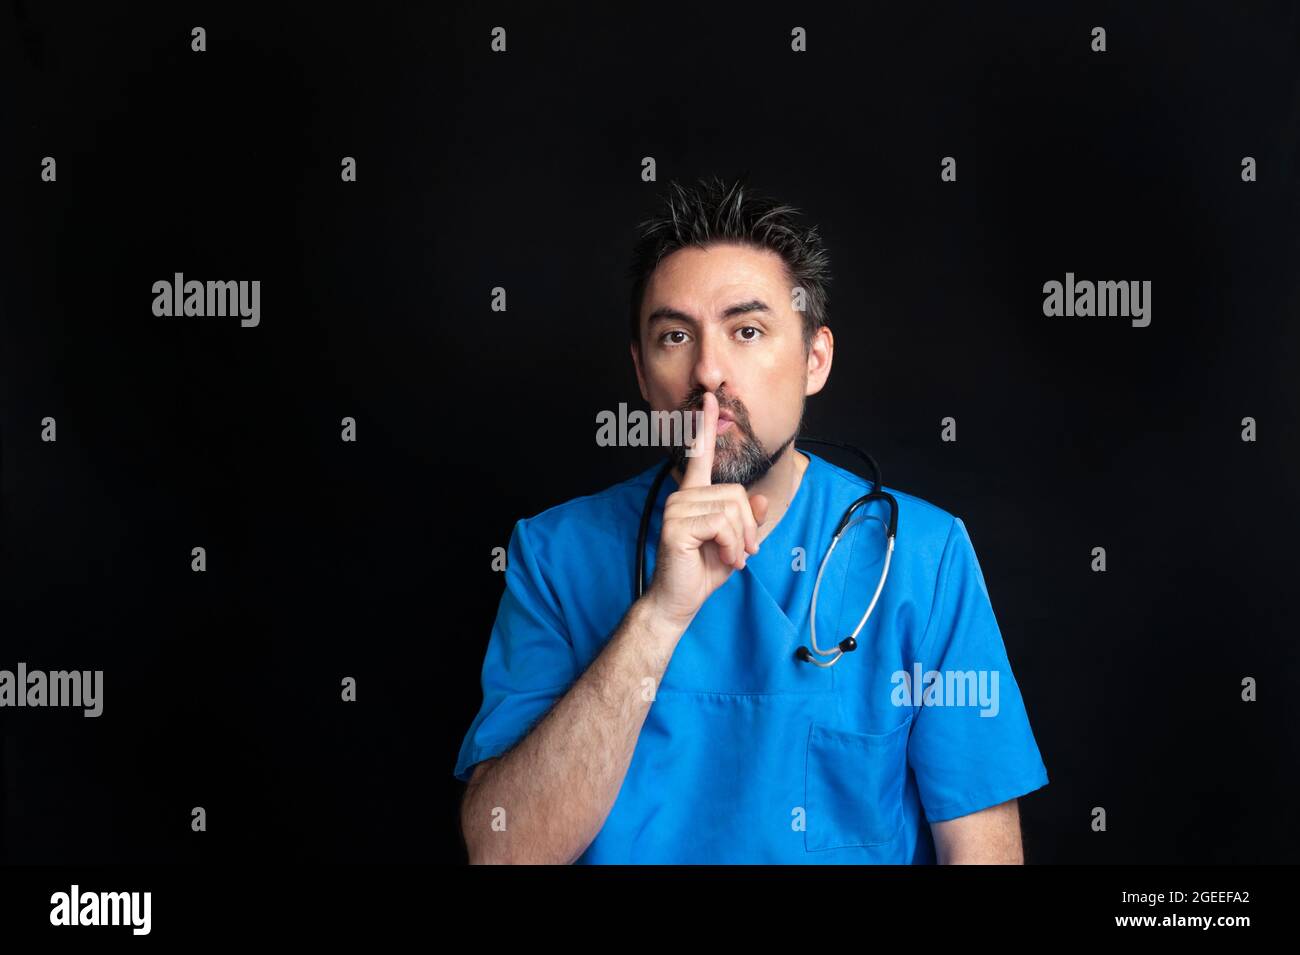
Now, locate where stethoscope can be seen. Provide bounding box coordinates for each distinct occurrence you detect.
[635,437,899,668]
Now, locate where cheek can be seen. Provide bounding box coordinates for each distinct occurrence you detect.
[655,386,692,413]
[746,365,801,408]
[639,368,679,403]
[747,381,803,438]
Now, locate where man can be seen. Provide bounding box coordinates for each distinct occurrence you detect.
[454,175,1048,864]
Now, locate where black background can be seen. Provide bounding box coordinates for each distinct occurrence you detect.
[2,0,1297,867]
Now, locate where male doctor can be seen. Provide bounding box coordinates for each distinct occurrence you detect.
[455,176,1049,864]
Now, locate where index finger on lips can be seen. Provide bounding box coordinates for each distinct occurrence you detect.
[680,391,717,489]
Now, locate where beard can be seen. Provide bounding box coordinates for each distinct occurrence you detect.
[667,386,803,489]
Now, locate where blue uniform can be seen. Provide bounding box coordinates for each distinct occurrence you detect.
[454,450,1049,863]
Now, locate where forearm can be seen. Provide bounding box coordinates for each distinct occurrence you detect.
[461,594,687,864]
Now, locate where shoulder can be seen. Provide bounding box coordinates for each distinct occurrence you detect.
[806,452,993,637]
[807,451,961,546]
[511,462,661,562]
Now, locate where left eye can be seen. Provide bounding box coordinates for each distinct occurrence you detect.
[737,326,761,341]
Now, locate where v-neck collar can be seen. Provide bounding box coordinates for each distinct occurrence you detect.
[753,449,815,557]
[740,449,860,651]
[656,449,824,627]
[641,450,854,688]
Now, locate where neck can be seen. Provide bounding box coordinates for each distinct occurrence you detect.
[670,444,810,543]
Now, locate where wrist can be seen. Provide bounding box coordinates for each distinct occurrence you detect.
[636,589,695,643]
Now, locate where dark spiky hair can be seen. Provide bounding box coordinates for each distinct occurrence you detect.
[627,175,832,353]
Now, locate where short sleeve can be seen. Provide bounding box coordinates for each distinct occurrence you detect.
[452,517,580,783]
[906,517,1049,822]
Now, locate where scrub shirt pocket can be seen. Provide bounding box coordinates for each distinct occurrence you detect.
[804,718,911,852]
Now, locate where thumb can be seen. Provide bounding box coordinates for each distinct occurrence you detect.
[749,493,769,528]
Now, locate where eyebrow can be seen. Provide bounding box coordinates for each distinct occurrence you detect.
[646,299,772,328]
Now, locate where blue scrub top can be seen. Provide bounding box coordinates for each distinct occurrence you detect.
[454,450,1049,863]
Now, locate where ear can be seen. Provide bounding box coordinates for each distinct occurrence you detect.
[804,326,833,397]
[630,341,649,402]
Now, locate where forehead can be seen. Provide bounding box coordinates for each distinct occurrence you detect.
[643,242,790,310]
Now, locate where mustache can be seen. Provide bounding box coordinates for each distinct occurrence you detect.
[678,389,750,430]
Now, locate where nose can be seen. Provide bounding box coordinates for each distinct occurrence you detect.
[690,327,729,397]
